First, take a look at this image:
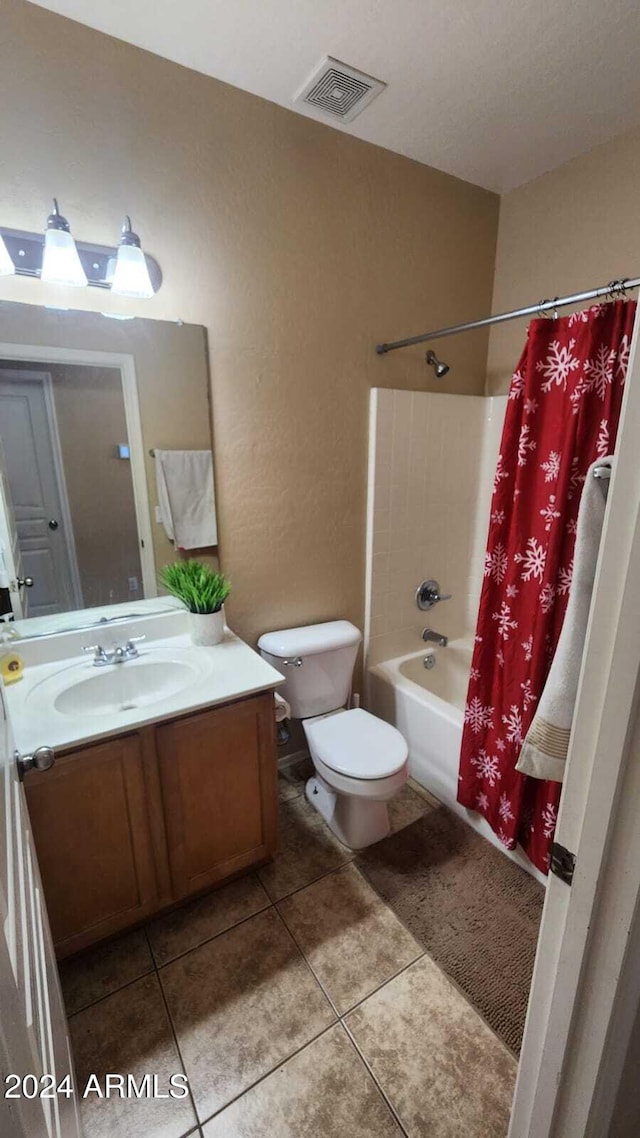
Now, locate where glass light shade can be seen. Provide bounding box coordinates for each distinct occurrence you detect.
[40,228,87,287]
[0,233,15,276]
[111,244,154,298]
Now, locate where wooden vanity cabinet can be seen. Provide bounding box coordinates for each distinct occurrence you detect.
[24,690,278,958]
[157,695,278,899]
[24,733,158,958]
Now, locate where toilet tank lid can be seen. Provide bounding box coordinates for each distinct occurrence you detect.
[258,620,361,659]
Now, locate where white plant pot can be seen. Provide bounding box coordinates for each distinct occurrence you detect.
[189,608,225,647]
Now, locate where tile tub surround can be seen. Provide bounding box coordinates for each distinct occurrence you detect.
[65,779,516,1136]
[365,388,507,667]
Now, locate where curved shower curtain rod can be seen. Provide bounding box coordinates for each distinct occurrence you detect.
[375,276,640,355]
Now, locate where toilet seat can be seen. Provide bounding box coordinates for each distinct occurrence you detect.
[304,708,408,780]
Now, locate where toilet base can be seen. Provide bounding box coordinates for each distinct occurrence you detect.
[305,775,391,850]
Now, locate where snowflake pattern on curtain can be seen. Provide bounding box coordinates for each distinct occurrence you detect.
[458,300,636,873]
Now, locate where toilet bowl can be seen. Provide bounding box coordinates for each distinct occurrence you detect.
[257,620,409,850]
[303,708,408,849]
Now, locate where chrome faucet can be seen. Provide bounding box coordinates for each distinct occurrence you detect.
[422,628,448,647]
[416,579,452,611]
[82,636,145,666]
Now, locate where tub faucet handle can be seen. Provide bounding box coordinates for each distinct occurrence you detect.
[416,580,452,611]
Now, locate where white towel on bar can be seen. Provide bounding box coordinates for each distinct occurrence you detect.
[516,455,612,783]
[154,449,218,549]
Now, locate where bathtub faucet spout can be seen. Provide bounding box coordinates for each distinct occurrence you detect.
[422,628,448,647]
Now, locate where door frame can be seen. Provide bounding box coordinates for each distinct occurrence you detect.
[510,307,640,1134]
[0,684,82,1138]
[0,368,84,610]
[0,343,156,599]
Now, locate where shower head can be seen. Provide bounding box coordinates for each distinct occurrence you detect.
[425,349,450,378]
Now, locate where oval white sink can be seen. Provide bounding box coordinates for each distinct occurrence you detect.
[29,655,206,719]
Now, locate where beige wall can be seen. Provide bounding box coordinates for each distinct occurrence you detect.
[0,301,213,584]
[366,389,506,666]
[0,0,499,646]
[487,125,640,394]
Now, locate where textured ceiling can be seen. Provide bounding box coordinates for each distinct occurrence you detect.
[28,0,640,193]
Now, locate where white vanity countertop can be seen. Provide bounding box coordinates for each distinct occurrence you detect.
[6,621,284,756]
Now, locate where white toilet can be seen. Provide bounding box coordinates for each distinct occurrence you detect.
[258,620,408,849]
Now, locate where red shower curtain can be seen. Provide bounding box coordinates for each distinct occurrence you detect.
[458,300,636,874]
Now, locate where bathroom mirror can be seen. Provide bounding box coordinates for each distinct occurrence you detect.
[0,300,214,638]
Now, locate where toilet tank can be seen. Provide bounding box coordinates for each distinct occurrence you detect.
[258,620,361,719]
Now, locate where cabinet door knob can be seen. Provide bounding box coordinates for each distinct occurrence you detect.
[48,519,59,530]
[16,746,56,779]
[16,577,34,589]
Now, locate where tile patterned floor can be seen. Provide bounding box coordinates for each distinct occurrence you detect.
[160,908,335,1120]
[277,864,422,1014]
[64,772,516,1137]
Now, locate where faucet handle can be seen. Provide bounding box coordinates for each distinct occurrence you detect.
[416,580,451,611]
[124,635,145,657]
[82,644,108,664]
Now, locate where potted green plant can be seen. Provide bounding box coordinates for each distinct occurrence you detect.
[160,560,231,646]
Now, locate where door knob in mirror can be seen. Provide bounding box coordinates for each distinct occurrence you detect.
[16,577,34,589]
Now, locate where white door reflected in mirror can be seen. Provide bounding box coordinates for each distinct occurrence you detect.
[0,370,84,615]
[0,353,150,621]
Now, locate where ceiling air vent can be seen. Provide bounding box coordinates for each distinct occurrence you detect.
[295,56,386,123]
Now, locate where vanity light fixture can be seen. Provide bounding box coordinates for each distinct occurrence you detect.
[0,202,162,295]
[110,217,154,299]
[40,199,88,288]
[0,232,15,277]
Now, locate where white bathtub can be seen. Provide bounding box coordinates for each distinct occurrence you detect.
[368,640,546,884]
